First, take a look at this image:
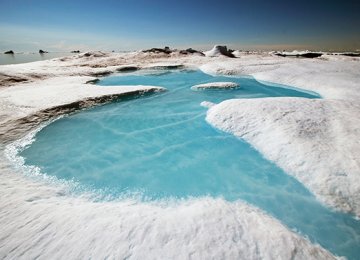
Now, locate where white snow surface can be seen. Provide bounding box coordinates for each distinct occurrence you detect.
[199,56,360,101]
[275,50,322,56]
[201,54,360,217]
[206,98,360,216]
[191,81,240,90]
[0,152,335,259]
[0,76,164,119]
[200,101,216,108]
[1,50,359,258]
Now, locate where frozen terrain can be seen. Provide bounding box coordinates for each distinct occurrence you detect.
[207,98,360,216]
[201,56,360,216]
[0,160,335,259]
[0,48,359,258]
[191,81,240,90]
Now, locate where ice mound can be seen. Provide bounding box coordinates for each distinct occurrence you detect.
[179,48,205,56]
[81,51,108,58]
[204,45,235,58]
[200,101,216,108]
[191,82,239,90]
[206,97,360,216]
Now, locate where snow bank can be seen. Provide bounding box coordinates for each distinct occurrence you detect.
[0,76,165,115]
[200,56,360,101]
[0,75,165,143]
[0,154,336,259]
[274,50,323,58]
[200,53,360,217]
[191,81,240,90]
[206,97,360,216]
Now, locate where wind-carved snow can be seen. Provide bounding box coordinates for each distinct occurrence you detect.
[206,97,360,216]
[0,150,336,259]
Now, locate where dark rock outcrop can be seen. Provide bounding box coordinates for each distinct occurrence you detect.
[143,47,172,54]
[341,52,360,57]
[39,49,48,54]
[90,70,113,77]
[82,51,107,58]
[4,50,14,54]
[0,72,28,87]
[301,53,322,58]
[179,48,205,56]
[275,52,322,58]
[151,65,184,70]
[71,50,80,53]
[205,45,235,58]
[116,66,139,72]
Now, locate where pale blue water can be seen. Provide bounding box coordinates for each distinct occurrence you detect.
[20,70,359,259]
[0,52,74,65]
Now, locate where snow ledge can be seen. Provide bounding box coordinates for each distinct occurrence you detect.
[206,97,360,217]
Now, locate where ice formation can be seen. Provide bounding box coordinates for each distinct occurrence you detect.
[203,45,235,58]
[206,98,360,216]
[1,47,359,258]
[191,81,240,90]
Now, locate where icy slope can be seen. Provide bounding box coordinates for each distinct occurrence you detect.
[0,158,336,259]
[206,97,360,216]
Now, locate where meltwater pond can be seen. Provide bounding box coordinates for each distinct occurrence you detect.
[19,70,359,258]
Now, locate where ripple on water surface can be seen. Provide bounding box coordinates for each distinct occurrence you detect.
[16,70,359,259]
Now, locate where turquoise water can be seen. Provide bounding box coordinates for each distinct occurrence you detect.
[20,70,359,258]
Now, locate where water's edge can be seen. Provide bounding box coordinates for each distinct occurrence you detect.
[3,70,359,259]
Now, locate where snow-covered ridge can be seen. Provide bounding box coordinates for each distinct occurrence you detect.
[0,75,165,144]
[206,98,360,216]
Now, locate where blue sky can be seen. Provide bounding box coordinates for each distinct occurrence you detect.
[0,0,359,52]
